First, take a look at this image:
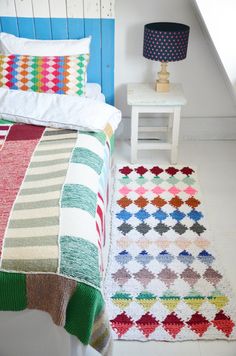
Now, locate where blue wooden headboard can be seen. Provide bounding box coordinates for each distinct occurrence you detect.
[0,0,115,105]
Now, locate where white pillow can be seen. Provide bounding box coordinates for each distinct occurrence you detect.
[86,83,105,102]
[0,88,121,132]
[0,32,91,56]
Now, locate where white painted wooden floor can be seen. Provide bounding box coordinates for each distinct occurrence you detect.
[112,139,236,356]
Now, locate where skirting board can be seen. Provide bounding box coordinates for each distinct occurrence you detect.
[116,116,236,140]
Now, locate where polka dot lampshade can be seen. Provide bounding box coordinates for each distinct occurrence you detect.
[143,22,190,62]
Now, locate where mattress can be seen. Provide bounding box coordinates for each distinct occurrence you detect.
[0,119,114,356]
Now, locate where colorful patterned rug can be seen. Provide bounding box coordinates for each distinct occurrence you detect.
[104,165,236,341]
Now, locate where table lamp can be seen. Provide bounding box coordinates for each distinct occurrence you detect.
[143,22,190,92]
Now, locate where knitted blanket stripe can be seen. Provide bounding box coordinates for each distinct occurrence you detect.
[0,123,45,255]
[0,271,111,349]
[1,126,77,272]
[0,121,113,354]
[0,122,12,151]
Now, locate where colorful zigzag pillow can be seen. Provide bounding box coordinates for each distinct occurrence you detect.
[0,54,89,96]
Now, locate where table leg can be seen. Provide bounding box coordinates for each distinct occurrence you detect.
[171,107,181,164]
[168,112,173,143]
[131,107,139,163]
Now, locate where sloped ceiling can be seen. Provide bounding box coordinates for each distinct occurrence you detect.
[194,0,236,101]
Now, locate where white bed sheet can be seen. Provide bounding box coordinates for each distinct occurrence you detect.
[0,310,100,356]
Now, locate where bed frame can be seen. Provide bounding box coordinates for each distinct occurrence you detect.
[0,0,115,105]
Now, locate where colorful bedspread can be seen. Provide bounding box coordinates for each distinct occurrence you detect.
[0,119,114,355]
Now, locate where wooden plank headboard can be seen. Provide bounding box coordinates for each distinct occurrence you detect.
[0,0,115,105]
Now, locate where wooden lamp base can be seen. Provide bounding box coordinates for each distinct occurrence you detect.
[156,62,170,92]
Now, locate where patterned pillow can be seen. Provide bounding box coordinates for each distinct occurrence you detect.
[0,54,89,96]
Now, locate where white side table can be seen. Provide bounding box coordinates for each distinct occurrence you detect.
[127,83,187,164]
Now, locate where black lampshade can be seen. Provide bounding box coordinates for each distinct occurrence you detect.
[143,22,190,62]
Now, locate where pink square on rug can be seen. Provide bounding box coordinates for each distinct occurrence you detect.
[184,186,197,195]
[152,186,165,195]
[135,187,148,195]
[168,186,181,195]
[119,186,131,195]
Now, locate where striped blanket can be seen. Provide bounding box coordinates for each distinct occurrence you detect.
[0,119,113,355]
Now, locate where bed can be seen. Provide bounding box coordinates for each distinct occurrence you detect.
[0,1,117,355]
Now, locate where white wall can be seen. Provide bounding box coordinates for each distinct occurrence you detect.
[195,0,236,98]
[115,0,236,139]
